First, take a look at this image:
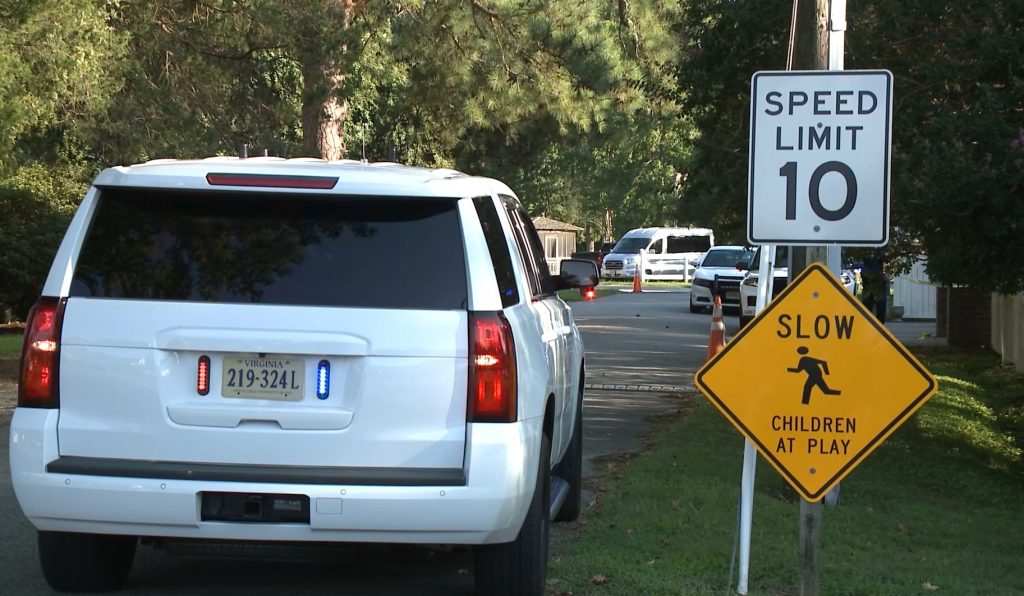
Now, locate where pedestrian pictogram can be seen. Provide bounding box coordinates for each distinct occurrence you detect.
[694,263,937,502]
[787,346,842,404]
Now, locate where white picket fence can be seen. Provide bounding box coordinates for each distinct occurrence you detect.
[992,293,1024,373]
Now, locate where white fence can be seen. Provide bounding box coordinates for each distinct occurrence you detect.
[992,293,1023,372]
[891,258,936,319]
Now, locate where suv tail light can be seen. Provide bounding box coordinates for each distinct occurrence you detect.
[468,312,517,422]
[18,297,67,408]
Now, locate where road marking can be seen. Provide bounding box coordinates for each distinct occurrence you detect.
[586,383,696,393]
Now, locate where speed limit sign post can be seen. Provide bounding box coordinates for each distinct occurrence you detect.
[748,70,893,246]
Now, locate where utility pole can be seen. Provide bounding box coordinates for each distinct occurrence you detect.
[796,0,827,587]
[790,0,831,276]
[793,2,833,596]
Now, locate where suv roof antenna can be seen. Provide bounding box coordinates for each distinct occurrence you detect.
[361,123,367,163]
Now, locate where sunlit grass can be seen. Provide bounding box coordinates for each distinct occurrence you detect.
[0,334,22,358]
[557,288,623,302]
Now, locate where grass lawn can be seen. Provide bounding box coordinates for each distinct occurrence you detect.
[557,279,689,302]
[548,348,1024,595]
[0,334,22,358]
[601,280,692,289]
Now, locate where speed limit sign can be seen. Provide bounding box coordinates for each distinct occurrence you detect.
[747,70,893,246]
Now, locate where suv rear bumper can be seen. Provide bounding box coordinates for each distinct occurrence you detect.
[10,409,542,545]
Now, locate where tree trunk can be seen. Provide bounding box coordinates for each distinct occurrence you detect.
[301,65,347,160]
[299,0,356,160]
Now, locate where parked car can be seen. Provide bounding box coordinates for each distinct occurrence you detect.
[571,241,616,269]
[11,157,597,594]
[688,245,755,313]
[738,246,855,328]
[601,227,714,281]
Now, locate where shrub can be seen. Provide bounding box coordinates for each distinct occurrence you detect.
[0,163,86,319]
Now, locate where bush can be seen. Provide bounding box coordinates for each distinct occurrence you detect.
[0,164,86,319]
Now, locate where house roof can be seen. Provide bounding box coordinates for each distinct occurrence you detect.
[533,216,582,232]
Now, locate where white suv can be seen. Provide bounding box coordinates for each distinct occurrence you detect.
[688,246,754,313]
[738,246,856,328]
[11,157,596,594]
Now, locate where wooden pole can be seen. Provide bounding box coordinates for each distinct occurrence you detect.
[799,499,823,596]
[790,0,831,275]
[793,2,830,596]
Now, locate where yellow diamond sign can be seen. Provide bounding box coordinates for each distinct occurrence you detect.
[695,263,937,502]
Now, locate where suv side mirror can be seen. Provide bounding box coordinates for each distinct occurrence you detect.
[556,259,600,290]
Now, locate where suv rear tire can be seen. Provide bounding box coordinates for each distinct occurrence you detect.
[474,434,551,595]
[554,382,584,522]
[38,530,137,592]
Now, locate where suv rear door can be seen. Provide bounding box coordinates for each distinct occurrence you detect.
[57,188,470,470]
[500,198,573,450]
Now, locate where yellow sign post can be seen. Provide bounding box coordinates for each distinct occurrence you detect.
[695,263,937,502]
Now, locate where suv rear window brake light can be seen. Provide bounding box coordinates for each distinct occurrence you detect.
[468,312,517,423]
[19,297,67,408]
[206,173,338,189]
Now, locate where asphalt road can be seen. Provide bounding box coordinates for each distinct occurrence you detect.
[0,287,714,594]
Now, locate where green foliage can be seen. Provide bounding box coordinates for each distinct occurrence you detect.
[0,163,86,317]
[348,1,691,242]
[0,0,693,311]
[475,114,694,245]
[91,1,309,162]
[0,0,127,172]
[387,0,648,144]
[674,0,793,246]
[846,1,1024,293]
[675,1,1024,291]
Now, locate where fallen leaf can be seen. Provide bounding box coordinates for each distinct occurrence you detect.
[457,568,469,576]
[625,528,635,535]
[647,558,658,565]
[922,581,939,591]
[670,499,680,509]
[591,574,608,585]
[898,522,910,533]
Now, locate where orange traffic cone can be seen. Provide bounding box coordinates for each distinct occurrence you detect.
[706,295,726,361]
[632,264,642,293]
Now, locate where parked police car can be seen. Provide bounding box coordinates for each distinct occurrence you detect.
[688,246,755,313]
[738,246,855,327]
[11,157,597,594]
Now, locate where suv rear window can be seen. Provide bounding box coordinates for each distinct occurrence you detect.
[70,189,467,310]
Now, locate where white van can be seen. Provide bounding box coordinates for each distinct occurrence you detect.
[600,227,715,281]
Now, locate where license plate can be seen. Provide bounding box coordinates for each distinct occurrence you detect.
[726,291,740,300]
[222,355,303,400]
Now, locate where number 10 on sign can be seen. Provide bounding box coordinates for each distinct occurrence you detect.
[747,71,893,246]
